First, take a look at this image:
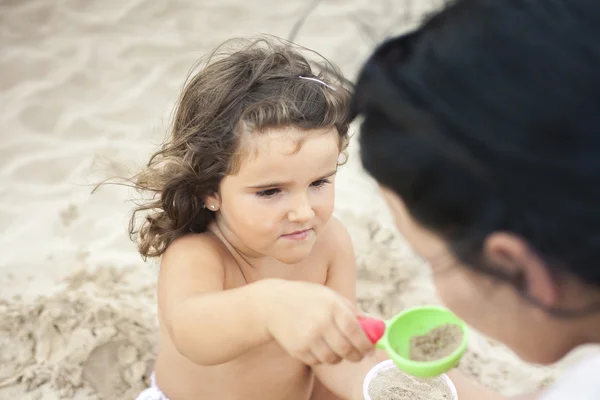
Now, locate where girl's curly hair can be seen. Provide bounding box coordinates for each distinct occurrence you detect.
[129,36,351,259]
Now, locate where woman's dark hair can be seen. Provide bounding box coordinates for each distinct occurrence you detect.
[351,0,600,294]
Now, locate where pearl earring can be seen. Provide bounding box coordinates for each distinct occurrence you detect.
[210,204,215,210]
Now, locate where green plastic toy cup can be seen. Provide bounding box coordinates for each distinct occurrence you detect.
[359,306,468,377]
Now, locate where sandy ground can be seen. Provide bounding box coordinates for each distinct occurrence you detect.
[0,0,584,398]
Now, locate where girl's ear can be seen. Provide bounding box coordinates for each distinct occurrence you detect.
[204,192,221,212]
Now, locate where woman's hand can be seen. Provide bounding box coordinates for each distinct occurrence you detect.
[257,279,374,366]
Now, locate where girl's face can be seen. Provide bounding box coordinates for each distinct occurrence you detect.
[211,127,340,265]
[379,187,581,365]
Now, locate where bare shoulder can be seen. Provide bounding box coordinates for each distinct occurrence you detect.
[317,217,354,269]
[316,217,357,299]
[158,233,227,310]
[316,216,354,260]
[161,233,226,270]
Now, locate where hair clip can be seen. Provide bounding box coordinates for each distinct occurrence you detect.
[299,76,336,91]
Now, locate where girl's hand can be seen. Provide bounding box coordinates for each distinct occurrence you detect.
[257,279,374,366]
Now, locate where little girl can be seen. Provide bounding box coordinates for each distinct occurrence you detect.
[133,37,380,400]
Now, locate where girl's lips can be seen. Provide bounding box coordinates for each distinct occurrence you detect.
[281,229,311,240]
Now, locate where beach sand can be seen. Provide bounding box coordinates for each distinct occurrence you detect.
[0,0,590,398]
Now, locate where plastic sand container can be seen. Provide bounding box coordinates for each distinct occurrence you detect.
[363,359,458,400]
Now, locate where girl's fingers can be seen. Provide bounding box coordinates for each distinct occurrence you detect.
[322,324,363,362]
[299,350,321,366]
[334,308,376,357]
[311,337,343,365]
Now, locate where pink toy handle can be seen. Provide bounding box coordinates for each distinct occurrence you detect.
[358,317,386,344]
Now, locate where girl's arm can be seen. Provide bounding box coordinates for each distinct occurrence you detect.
[158,235,272,366]
[159,233,372,368]
[312,218,378,399]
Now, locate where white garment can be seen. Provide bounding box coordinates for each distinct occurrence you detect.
[136,373,170,400]
[540,355,600,400]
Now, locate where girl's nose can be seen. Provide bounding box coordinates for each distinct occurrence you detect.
[287,196,315,223]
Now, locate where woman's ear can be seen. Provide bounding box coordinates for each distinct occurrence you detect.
[203,192,221,212]
[483,233,557,310]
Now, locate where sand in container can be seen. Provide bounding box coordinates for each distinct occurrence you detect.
[364,360,457,400]
[409,324,464,362]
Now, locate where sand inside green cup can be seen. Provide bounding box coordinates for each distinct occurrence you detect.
[409,323,464,362]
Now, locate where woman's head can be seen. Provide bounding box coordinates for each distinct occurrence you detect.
[132,37,350,261]
[352,0,600,364]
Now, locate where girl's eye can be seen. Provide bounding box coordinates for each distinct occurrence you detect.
[256,188,281,198]
[311,179,331,188]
